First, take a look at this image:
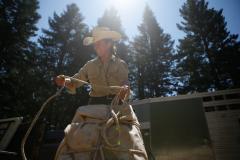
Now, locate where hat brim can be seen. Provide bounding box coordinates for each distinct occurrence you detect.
[83,31,121,46]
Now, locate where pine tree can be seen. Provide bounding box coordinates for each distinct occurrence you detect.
[216,34,240,88]
[131,5,174,98]
[0,0,40,118]
[176,0,240,93]
[38,3,91,128]
[130,34,150,99]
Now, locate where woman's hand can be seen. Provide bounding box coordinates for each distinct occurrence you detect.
[55,75,66,86]
[118,85,130,100]
[55,75,75,89]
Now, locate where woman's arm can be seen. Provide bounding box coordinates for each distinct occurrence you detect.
[55,63,89,94]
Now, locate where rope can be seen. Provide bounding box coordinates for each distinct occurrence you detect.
[67,76,124,90]
[21,86,65,160]
[69,76,130,150]
[94,88,146,159]
[21,76,127,160]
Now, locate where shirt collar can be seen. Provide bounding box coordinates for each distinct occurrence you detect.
[95,54,116,66]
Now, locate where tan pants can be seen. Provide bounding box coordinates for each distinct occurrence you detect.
[54,104,148,160]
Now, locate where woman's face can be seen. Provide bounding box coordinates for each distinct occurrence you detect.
[94,39,112,57]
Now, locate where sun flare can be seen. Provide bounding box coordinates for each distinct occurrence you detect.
[107,0,136,11]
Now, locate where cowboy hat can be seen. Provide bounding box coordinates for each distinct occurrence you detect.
[83,27,121,46]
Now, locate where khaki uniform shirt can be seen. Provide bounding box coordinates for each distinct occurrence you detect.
[72,55,129,97]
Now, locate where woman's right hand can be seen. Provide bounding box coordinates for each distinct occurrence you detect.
[55,75,66,86]
[55,75,76,92]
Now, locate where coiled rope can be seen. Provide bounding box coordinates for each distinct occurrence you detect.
[21,77,125,160]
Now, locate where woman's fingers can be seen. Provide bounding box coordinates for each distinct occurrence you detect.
[55,75,65,86]
[118,85,130,100]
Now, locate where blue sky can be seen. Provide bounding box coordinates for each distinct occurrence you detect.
[36,0,240,46]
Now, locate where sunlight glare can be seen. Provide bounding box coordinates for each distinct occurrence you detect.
[107,0,136,11]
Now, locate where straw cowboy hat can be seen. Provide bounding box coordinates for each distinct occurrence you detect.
[83,27,121,46]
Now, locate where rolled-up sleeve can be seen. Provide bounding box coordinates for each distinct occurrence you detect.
[72,63,88,88]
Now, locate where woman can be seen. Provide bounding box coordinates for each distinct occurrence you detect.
[54,27,147,160]
[55,27,129,104]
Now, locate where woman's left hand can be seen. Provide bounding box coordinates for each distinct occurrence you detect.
[118,85,130,100]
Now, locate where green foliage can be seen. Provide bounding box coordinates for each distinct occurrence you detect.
[175,0,240,93]
[131,5,175,98]
[0,0,40,119]
[37,3,91,128]
[216,34,240,88]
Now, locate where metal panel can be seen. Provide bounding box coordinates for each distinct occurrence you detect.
[132,102,150,123]
[150,98,214,160]
[205,110,240,160]
[133,98,215,160]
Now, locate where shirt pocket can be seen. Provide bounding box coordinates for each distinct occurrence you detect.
[107,65,121,85]
[88,70,100,84]
[107,65,119,81]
